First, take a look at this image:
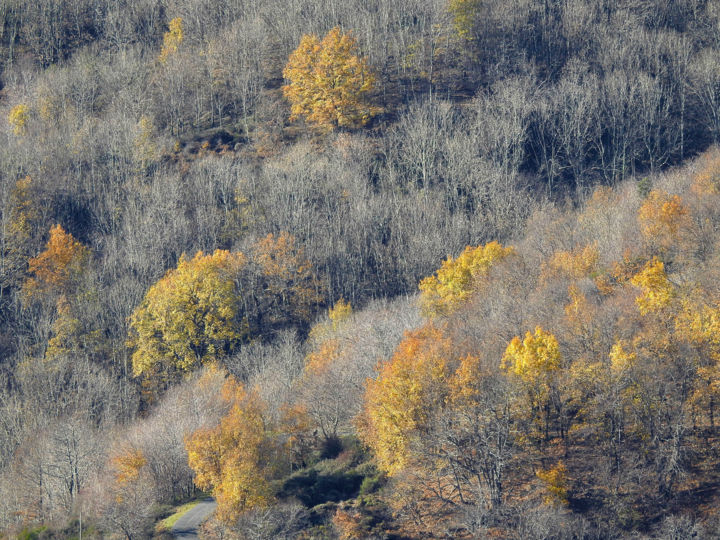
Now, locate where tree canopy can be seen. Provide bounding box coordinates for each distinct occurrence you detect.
[128,250,247,378]
[283,27,380,132]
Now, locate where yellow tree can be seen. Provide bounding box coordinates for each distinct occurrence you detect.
[8,103,29,136]
[159,17,183,63]
[637,190,691,253]
[501,327,563,441]
[535,462,570,506]
[283,27,380,132]
[540,243,599,283]
[359,324,453,475]
[128,250,247,381]
[419,241,514,317]
[361,332,515,514]
[186,378,283,523]
[630,258,675,315]
[448,0,481,39]
[675,296,720,428]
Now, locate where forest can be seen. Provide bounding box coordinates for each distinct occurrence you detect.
[2,0,720,538]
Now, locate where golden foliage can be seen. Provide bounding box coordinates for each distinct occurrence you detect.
[536,462,569,506]
[542,244,599,282]
[501,326,562,383]
[308,299,353,345]
[305,338,342,374]
[692,149,720,195]
[675,299,720,348]
[328,298,353,329]
[128,250,247,377]
[630,258,675,315]
[45,296,81,360]
[564,284,592,330]
[8,103,29,136]
[448,0,481,39]
[360,325,453,475]
[159,17,183,63]
[112,448,147,485]
[609,340,637,374]
[419,241,514,317]
[501,327,563,440]
[22,224,90,301]
[186,378,280,522]
[448,353,485,405]
[283,27,380,132]
[637,190,691,251]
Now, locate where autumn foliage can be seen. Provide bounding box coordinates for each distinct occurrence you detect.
[419,241,514,317]
[22,224,90,301]
[283,27,380,132]
[128,232,321,388]
[186,376,283,523]
[159,17,183,63]
[129,250,247,378]
[360,324,453,475]
[8,103,29,136]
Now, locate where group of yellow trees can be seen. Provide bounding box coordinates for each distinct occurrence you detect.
[351,152,720,531]
[101,149,720,531]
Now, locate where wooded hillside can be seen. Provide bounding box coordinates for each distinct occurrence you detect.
[2,0,720,538]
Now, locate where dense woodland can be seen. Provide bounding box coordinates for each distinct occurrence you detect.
[3,0,720,538]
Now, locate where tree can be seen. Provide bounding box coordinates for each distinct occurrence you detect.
[186,377,284,523]
[630,258,675,315]
[501,327,563,441]
[128,250,247,381]
[541,243,599,283]
[419,241,514,317]
[159,17,183,63]
[441,354,515,510]
[360,324,453,475]
[97,446,156,540]
[245,231,322,335]
[448,0,481,40]
[283,27,380,132]
[22,224,90,303]
[361,328,515,519]
[8,103,29,136]
[637,190,691,254]
[535,462,569,506]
